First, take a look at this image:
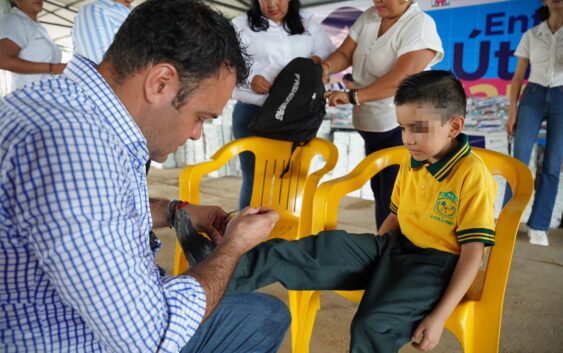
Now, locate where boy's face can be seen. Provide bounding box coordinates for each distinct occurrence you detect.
[396,103,462,164]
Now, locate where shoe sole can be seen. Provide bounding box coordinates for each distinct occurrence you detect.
[529,239,549,246]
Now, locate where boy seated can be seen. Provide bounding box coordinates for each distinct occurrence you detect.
[170,70,497,353]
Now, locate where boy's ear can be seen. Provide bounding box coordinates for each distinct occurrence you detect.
[448,116,465,138]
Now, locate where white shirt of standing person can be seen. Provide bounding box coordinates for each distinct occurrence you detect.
[232,11,335,107]
[349,2,443,133]
[515,21,563,87]
[0,6,62,92]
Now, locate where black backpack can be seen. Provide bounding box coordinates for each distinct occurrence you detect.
[249,57,326,143]
[248,57,326,176]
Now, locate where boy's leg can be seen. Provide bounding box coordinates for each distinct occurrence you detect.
[349,235,458,353]
[180,293,291,353]
[228,230,391,293]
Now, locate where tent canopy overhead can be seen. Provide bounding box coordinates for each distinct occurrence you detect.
[38,0,351,52]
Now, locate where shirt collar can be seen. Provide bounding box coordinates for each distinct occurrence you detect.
[370,2,420,22]
[410,133,471,182]
[538,21,552,36]
[539,20,563,36]
[11,6,36,22]
[64,54,149,165]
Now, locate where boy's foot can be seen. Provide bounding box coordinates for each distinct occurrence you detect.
[173,209,216,267]
[528,228,549,246]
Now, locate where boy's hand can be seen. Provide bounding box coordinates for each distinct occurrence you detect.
[411,313,446,351]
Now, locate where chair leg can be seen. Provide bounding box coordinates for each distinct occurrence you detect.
[292,290,321,353]
[467,324,500,353]
[288,291,301,353]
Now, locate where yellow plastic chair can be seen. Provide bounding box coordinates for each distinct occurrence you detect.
[172,136,338,352]
[296,146,533,353]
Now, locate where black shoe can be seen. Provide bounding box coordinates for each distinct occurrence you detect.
[173,209,216,268]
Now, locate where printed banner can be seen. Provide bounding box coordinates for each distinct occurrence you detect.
[313,0,538,97]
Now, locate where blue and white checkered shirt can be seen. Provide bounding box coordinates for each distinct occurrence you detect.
[0,55,206,353]
[72,0,130,64]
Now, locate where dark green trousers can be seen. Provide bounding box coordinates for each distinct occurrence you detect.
[228,230,459,353]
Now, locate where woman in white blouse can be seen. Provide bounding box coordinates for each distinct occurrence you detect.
[322,0,443,229]
[0,0,66,92]
[231,0,334,209]
[504,0,563,247]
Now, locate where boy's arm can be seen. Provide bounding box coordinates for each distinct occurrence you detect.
[377,213,399,235]
[411,242,484,351]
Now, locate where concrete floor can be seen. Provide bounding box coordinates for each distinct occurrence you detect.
[148,168,563,353]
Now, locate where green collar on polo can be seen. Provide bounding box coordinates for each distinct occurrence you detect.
[410,133,471,182]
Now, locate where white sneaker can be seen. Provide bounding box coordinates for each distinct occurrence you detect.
[528,228,549,246]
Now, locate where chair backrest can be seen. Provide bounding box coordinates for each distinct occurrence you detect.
[175,136,338,275]
[179,136,338,227]
[312,145,533,308]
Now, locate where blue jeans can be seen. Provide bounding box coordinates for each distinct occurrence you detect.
[180,293,290,353]
[503,83,563,230]
[358,128,403,229]
[232,102,260,209]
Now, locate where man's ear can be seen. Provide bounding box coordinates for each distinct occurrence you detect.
[448,116,465,138]
[143,63,178,104]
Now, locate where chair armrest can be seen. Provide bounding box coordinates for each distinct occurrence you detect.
[179,138,256,203]
[311,146,407,233]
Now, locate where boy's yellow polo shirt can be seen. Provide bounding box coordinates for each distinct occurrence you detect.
[390,134,497,255]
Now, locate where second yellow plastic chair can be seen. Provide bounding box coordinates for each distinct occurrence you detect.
[172,136,338,352]
[295,146,533,353]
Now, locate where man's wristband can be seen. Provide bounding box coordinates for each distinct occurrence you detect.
[167,200,189,227]
[348,89,360,106]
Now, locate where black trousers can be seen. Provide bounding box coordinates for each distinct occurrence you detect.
[229,230,458,353]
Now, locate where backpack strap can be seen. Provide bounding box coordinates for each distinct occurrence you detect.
[280,141,306,178]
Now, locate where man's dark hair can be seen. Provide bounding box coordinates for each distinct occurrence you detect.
[247,0,304,35]
[394,70,466,123]
[104,0,249,109]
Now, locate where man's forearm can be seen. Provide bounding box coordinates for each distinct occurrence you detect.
[188,245,242,320]
[149,198,170,228]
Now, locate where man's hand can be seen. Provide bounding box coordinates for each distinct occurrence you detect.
[411,313,446,351]
[251,75,272,94]
[184,204,228,244]
[221,207,279,256]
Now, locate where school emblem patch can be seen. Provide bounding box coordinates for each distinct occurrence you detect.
[434,191,458,218]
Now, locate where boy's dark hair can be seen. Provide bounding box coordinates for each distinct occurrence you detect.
[394,70,466,123]
[104,0,249,109]
[247,0,304,35]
